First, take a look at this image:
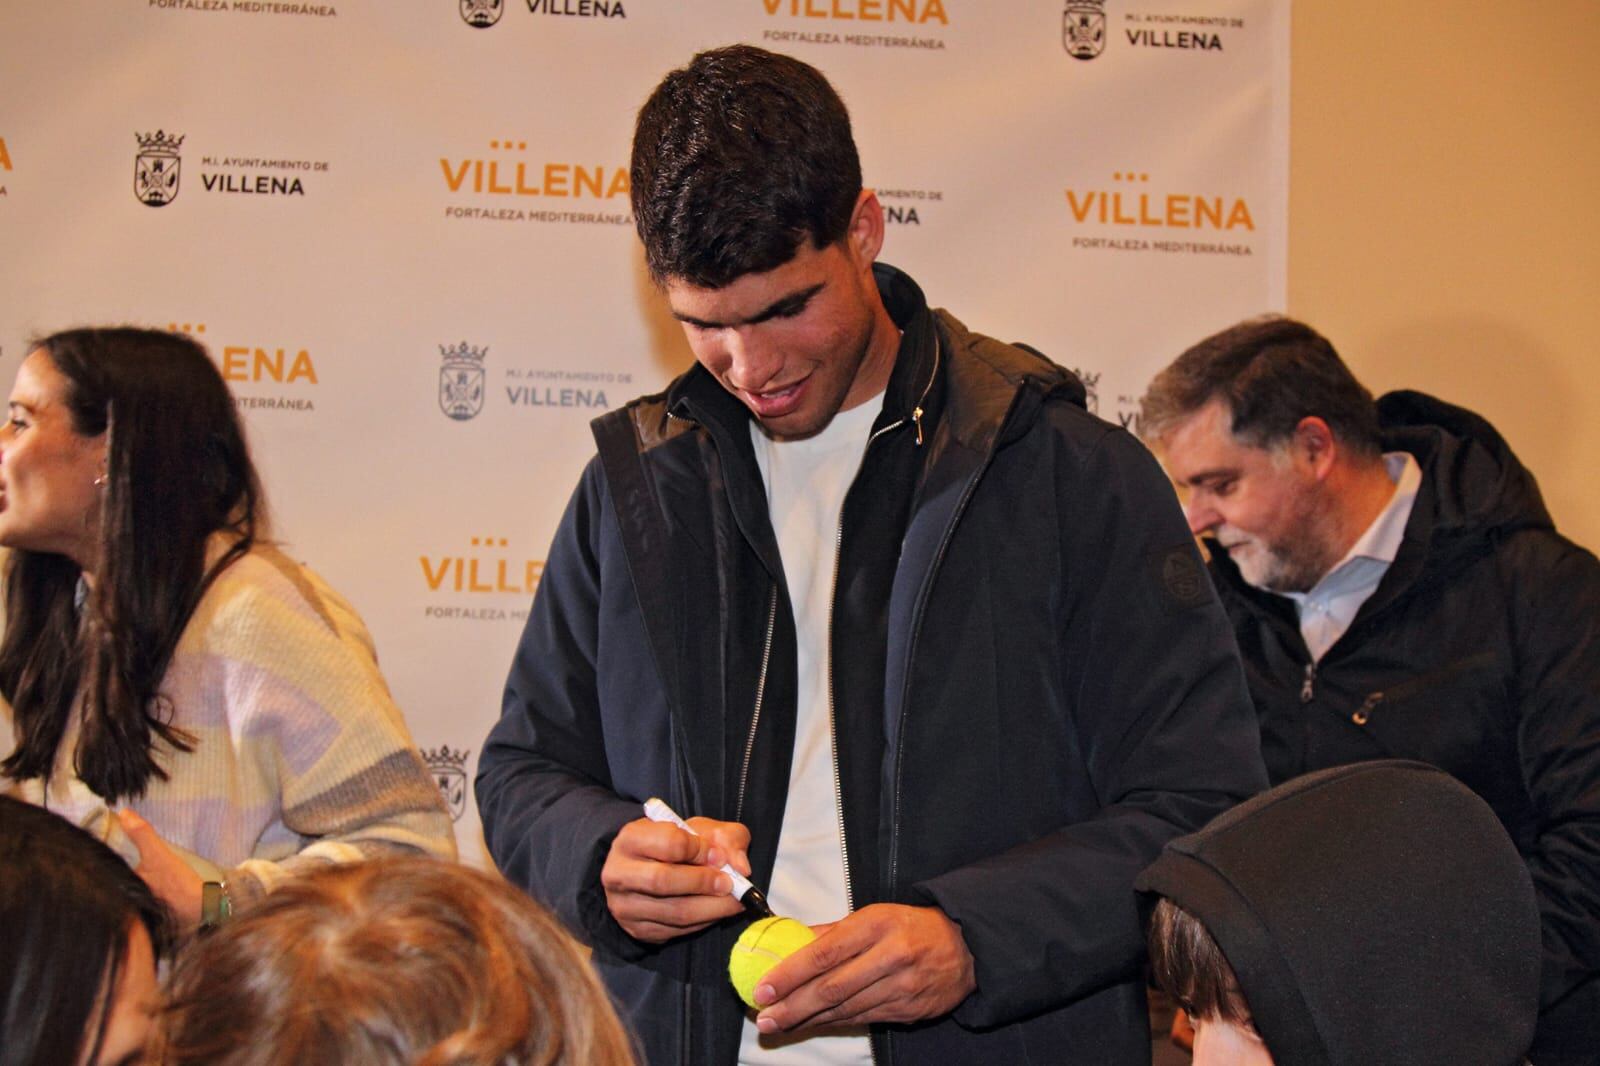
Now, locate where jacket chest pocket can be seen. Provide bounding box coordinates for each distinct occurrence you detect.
[1335,652,1511,784]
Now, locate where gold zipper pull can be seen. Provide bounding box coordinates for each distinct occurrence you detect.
[1353,692,1382,726]
[912,406,925,446]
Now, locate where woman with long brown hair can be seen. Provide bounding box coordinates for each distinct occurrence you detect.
[0,327,454,927]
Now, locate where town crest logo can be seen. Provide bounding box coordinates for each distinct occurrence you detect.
[460,0,503,27]
[422,745,471,821]
[135,130,184,207]
[439,341,487,421]
[1063,1,1107,60]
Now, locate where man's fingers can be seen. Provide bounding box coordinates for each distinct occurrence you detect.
[756,918,872,1004]
[615,817,712,865]
[752,904,976,1031]
[606,882,743,942]
[691,817,754,876]
[602,849,730,899]
[757,949,895,1031]
[602,817,746,943]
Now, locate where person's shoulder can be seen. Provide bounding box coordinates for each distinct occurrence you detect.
[935,309,1083,400]
[934,310,1120,452]
[188,541,368,651]
[599,370,707,453]
[1493,523,1600,588]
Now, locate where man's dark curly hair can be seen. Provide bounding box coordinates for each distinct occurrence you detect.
[631,45,863,289]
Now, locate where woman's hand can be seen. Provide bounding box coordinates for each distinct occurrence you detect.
[115,808,205,928]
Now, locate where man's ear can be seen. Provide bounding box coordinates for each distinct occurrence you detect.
[1292,416,1337,479]
[845,189,885,268]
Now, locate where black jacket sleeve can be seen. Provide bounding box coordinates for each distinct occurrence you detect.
[913,426,1268,1027]
[475,459,650,961]
[1505,531,1600,1012]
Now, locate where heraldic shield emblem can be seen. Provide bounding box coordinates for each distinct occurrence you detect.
[439,342,487,421]
[135,130,184,207]
[1063,2,1107,60]
[460,0,503,27]
[423,746,470,822]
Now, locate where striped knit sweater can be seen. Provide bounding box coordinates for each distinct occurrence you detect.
[2,542,456,907]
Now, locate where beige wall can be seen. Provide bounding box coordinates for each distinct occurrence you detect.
[1289,3,1600,549]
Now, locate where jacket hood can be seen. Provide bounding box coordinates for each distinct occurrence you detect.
[1378,390,1552,538]
[1135,760,1540,1066]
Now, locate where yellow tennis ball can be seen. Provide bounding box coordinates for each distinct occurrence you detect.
[728,916,815,1009]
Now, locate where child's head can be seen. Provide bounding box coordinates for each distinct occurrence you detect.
[1138,760,1540,1066]
[0,795,171,1066]
[1147,896,1271,1064]
[159,857,637,1066]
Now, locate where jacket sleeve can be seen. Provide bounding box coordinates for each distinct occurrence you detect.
[1506,533,1600,1012]
[475,459,651,960]
[912,424,1268,1028]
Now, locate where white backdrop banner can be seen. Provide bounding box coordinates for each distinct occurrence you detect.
[0,0,1289,865]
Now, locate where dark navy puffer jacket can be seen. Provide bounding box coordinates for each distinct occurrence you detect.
[478,264,1267,1065]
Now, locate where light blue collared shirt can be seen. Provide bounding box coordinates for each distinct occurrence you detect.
[1283,452,1422,662]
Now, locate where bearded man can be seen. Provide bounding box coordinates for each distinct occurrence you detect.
[1142,316,1600,1064]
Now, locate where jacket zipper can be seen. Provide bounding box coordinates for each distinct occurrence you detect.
[1301,662,1317,703]
[734,585,778,826]
[828,522,854,915]
[1352,692,1380,726]
[885,351,995,903]
[828,395,934,918]
[828,351,937,1066]
[680,979,693,1066]
[1348,652,1498,728]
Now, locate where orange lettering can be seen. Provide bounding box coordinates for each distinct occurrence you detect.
[1065,190,1095,222]
[544,163,569,197]
[420,557,450,591]
[222,347,249,381]
[287,351,317,384]
[440,159,470,192]
[574,166,604,198]
[487,161,511,195]
[253,349,284,383]
[1166,194,1191,228]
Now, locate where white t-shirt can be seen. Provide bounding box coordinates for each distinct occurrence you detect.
[738,396,882,1066]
